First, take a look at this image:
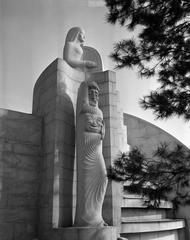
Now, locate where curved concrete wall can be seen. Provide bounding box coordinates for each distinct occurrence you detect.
[123,113,190,239]
[123,113,188,157]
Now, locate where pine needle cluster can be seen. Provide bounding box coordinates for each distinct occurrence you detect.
[108,144,190,209]
[105,0,190,120]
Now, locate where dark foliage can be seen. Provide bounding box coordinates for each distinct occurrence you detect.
[108,144,190,208]
[105,0,190,120]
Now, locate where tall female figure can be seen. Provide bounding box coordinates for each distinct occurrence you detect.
[75,80,108,227]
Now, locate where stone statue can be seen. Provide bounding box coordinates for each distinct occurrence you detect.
[63,27,97,71]
[75,80,108,227]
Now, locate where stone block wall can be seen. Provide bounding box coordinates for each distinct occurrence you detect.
[0,108,42,240]
[115,90,128,153]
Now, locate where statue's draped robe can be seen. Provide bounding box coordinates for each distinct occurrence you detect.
[75,82,107,227]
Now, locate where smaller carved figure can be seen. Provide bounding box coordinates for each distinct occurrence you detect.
[63,27,97,70]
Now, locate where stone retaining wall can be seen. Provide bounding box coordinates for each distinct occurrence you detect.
[0,108,42,240]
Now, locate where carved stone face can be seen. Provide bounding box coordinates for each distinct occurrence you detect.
[78,30,85,44]
[88,87,99,107]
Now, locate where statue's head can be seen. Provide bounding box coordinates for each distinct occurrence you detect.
[88,81,100,107]
[65,27,85,45]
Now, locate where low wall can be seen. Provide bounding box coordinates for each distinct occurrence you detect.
[0,108,42,240]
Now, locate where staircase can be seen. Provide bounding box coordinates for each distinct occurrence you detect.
[120,184,185,240]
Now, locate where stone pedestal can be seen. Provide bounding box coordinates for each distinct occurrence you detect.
[47,226,117,240]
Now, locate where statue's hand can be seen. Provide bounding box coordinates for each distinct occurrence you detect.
[84,60,97,69]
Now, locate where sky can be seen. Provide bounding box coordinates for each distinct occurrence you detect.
[0,0,190,147]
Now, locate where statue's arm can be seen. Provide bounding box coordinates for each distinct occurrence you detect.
[85,122,102,134]
[63,43,85,68]
[85,115,105,136]
[64,43,97,69]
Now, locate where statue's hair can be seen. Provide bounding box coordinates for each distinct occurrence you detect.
[65,27,83,43]
[76,80,100,117]
[87,81,100,92]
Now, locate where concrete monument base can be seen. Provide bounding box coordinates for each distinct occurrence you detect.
[49,226,117,240]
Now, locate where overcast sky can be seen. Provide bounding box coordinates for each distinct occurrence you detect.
[0,0,190,147]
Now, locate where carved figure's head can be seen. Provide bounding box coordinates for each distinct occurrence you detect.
[88,81,100,107]
[65,27,85,45]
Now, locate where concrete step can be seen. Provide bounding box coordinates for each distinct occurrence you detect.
[123,192,143,198]
[121,229,184,240]
[121,208,168,220]
[121,218,185,234]
[122,195,173,209]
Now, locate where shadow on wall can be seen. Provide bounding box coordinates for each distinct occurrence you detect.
[52,92,75,227]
